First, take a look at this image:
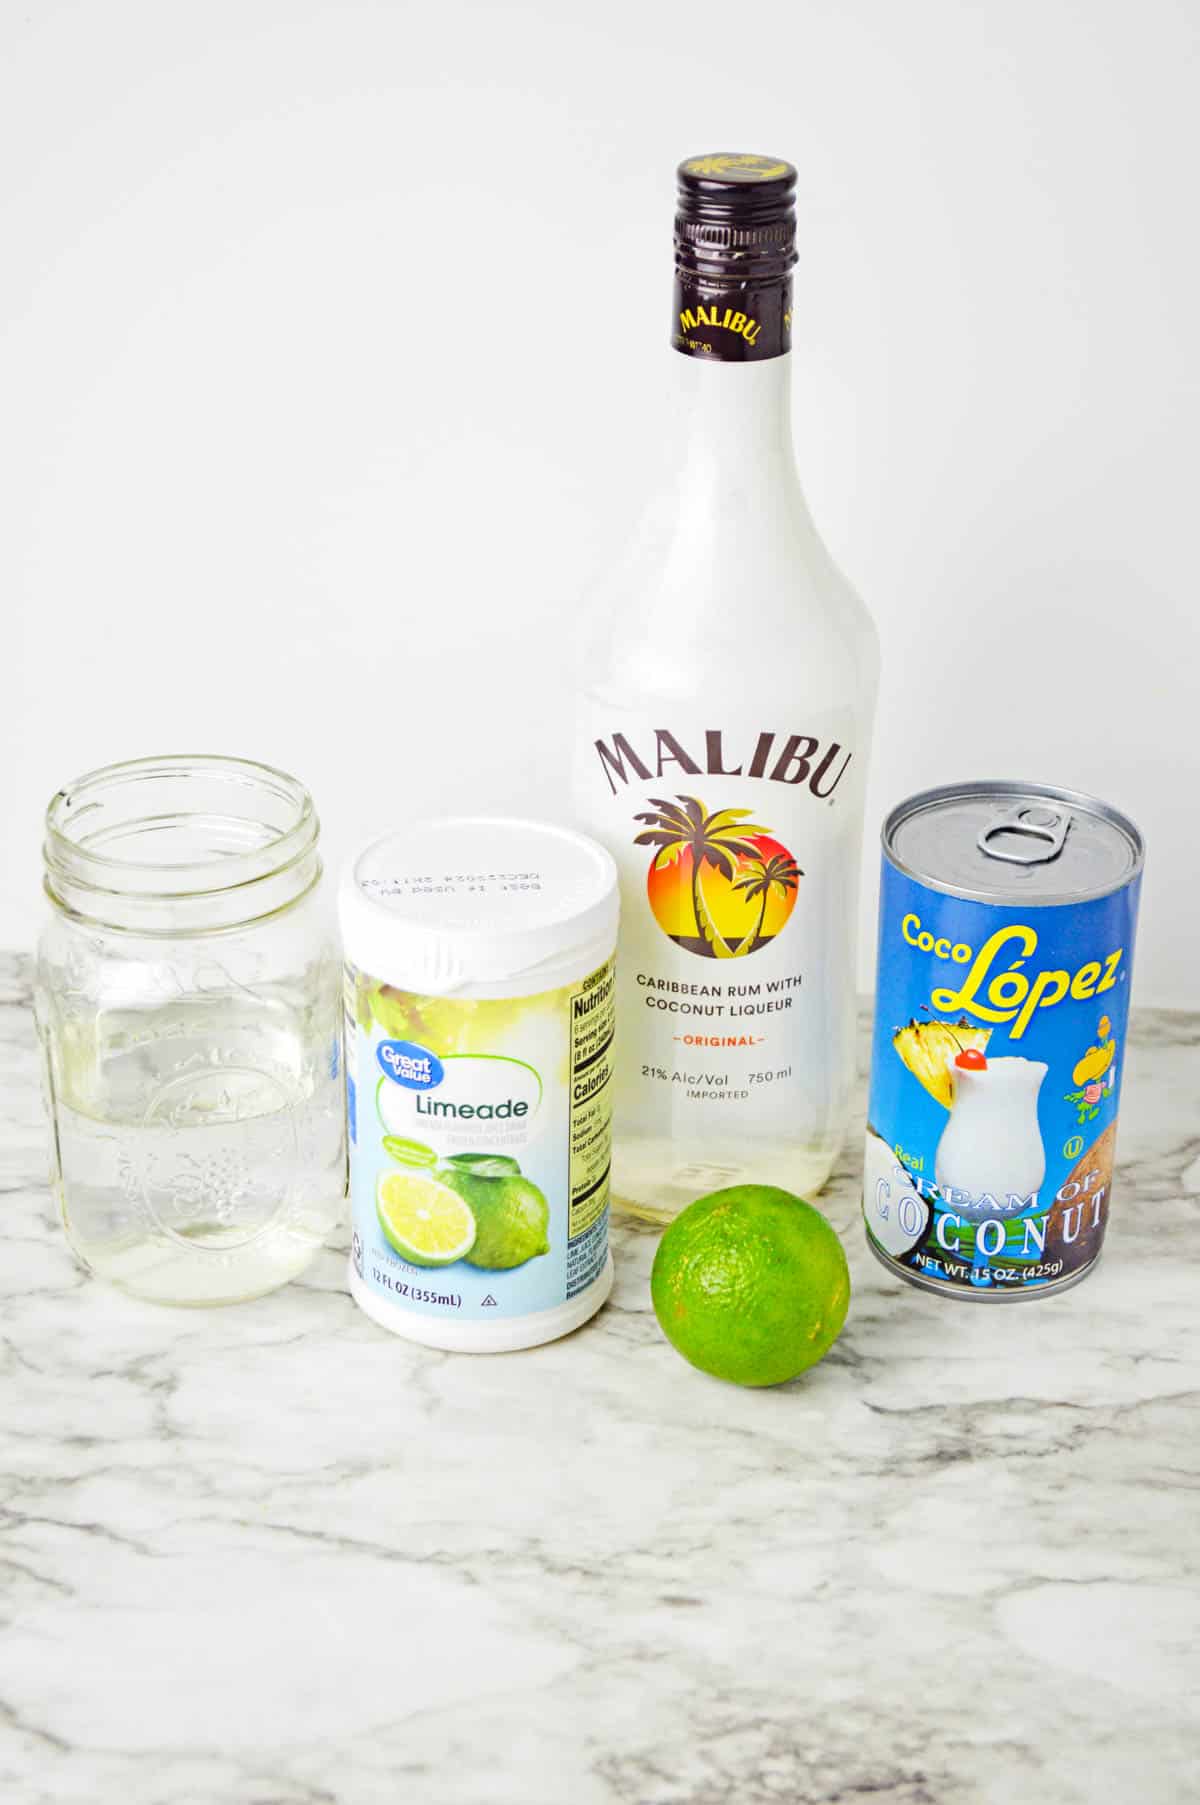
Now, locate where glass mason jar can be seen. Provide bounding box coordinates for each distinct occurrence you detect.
[35,755,347,1306]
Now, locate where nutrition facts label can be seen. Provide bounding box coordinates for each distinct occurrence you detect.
[566,960,615,1296]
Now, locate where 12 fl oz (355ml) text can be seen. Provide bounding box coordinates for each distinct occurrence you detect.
[370,1268,463,1309]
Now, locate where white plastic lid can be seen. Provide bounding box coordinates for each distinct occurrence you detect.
[339,816,619,995]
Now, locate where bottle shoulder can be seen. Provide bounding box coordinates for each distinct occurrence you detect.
[579,495,879,710]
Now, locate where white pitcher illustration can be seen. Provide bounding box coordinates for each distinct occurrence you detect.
[934,1058,1048,1221]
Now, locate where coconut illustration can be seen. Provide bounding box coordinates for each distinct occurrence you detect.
[1045,1123,1116,1274]
[862,1127,929,1259]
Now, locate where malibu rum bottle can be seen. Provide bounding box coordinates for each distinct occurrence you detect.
[572,152,879,1222]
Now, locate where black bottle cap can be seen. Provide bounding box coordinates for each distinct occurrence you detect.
[672,153,797,361]
[674,153,798,280]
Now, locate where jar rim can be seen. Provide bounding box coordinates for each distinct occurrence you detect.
[44,753,320,913]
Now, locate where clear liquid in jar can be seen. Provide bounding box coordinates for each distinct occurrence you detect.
[48,997,346,1306]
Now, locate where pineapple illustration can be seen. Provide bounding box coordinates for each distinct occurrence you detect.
[892,1016,991,1111]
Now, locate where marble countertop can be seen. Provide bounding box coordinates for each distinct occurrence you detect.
[2,951,1197,1804]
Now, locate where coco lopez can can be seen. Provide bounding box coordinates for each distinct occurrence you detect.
[863,782,1144,1299]
[340,817,619,1351]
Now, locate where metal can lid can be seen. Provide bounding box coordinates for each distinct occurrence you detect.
[883,781,1144,905]
[339,816,619,994]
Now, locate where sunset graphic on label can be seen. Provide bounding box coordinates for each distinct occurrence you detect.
[634,795,802,960]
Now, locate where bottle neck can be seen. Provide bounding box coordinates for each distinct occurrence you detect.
[666,259,798,511]
[670,350,797,499]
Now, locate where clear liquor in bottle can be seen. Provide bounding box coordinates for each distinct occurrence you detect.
[572,153,880,1224]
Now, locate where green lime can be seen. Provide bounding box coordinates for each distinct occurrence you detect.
[376,1170,476,1267]
[651,1184,850,1387]
[382,1136,439,1169]
[438,1166,550,1270]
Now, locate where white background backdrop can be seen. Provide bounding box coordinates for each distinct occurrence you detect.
[3,0,1196,1003]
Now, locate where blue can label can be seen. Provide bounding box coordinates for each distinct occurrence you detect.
[344,960,615,1323]
[864,861,1141,1294]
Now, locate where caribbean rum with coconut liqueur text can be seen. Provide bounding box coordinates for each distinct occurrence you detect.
[573,153,879,1221]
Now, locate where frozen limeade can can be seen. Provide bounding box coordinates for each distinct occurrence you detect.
[863,782,1144,1299]
[340,817,619,1350]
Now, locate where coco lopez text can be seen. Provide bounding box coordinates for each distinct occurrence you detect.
[901,915,1125,1041]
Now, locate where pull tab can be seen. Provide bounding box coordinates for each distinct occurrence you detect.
[977,803,1072,867]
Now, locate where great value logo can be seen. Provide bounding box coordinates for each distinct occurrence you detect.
[377,1040,445,1090]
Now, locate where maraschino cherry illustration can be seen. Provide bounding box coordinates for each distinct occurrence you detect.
[955,1047,988,1072]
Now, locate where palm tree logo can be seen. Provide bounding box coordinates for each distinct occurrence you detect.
[634,794,803,959]
[732,851,804,952]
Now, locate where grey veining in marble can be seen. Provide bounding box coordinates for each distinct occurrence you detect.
[1,951,1197,1804]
